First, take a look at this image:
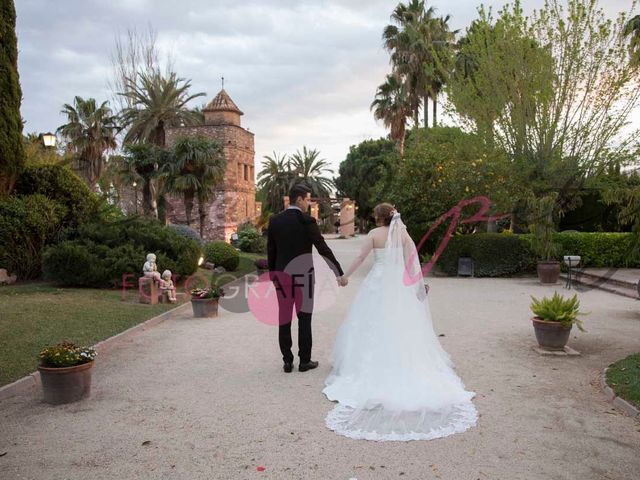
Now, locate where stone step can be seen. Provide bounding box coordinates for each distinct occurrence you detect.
[573,269,638,290]
[560,273,638,300]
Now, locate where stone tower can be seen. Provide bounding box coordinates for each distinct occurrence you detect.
[165,89,260,241]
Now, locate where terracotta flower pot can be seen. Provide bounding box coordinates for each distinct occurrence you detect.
[531,317,572,350]
[191,297,219,317]
[537,260,561,284]
[38,360,94,405]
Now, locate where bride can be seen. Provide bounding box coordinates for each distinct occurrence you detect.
[322,203,478,441]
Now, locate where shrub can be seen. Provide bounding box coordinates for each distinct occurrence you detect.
[249,236,267,254]
[237,224,262,252]
[14,164,101,228]
[0,194,66,279]
[43,217,201,287]
[547,232,640,268]
[434,232,640,277]
[204,241,240,271]
[436,233,533,277]
[168,224,203,245]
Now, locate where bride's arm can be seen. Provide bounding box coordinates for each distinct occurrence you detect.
[343,231,374,279]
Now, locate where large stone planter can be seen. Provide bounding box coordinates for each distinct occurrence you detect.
[531,317,572,350]
[537,260,561,284]
[191,297,219,317]
[38,360,94,405]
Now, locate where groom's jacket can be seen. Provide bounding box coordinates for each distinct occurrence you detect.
[267,208,344,277]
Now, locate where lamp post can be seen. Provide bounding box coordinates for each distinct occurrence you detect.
[41,132,57,148]
[132,181,138,215]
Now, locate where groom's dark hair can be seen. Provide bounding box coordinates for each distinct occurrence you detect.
[289,184,312,204]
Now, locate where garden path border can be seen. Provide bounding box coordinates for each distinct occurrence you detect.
[0,302,189,401]
[600,367,640,419]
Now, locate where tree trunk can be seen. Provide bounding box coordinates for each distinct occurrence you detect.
[183,189,195,226]
[198,194,207,238]
[424,95,429,128]
[433,92,438,127]
[142,182,152,216]
[398,133,405,157]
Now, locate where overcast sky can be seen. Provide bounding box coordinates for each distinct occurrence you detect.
[15,0,637,174]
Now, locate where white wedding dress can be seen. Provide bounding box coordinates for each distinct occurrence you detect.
[322,214,478,441]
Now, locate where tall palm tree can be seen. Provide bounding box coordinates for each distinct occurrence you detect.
[121,143,165,216]
[625,14,640,66]
[383,1,455,128]
[161,136,225,236]
[371,74,413,155]
[119,70,205,148]
[257,152,293,213]
[383,0,428,126]
[57,96,119,188]
[423,14,456,127]
[289,146,335,198]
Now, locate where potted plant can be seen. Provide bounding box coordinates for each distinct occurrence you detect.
[530,292,587,350]
[528,194,562,284]
[190,285,225,317]
[37,341,97,405]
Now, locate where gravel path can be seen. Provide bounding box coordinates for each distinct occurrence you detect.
[1,236,639,480]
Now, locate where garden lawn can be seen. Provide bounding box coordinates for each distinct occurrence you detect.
[606,353,640,410]
[0,252,263,387]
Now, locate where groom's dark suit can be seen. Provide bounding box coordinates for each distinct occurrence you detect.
[267,207,343,364]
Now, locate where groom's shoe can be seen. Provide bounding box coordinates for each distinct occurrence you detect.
[283,362,293,373]
[298,360,319,372]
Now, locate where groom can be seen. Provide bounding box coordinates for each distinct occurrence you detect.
[267,184,347,373]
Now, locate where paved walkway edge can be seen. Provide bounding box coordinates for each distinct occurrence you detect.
[600,367,640,419]
[0,302,189,402]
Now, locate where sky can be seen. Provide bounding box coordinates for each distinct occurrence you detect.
[15,0,638,175]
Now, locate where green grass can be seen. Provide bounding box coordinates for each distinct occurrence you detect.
[606,353,640,409]
[0,252,264,387]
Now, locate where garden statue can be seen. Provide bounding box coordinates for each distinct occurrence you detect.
[159,270,177,303]
[0,268,17,286]
[143,253,161,282]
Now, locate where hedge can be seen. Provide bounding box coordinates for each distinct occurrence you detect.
[435,233,533,277]
[14,164,100,228]
[433,232,640,277]
[0,194,66,279]
[204,241,240,271]
[43,217,201,287]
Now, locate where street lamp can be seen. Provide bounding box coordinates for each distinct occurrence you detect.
[41,132,57,148]
[132,182,138,215]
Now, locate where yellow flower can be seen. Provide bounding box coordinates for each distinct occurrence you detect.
[465,186,470,192]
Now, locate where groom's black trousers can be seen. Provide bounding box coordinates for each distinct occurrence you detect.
[275,274,314,364]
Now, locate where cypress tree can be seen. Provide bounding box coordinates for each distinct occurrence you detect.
[0,0,25,194]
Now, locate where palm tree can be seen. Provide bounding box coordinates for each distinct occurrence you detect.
[161,136,225,236]
[119,70,205,148]
[424,14,456,127]
[371,74,413,155]
[383,1,455,128]
[625,14,640,66]
[289,146,335,198]
[257,152,293,213]
[57,96,119,188]
[383,0,428,126]
[121,143,165,216]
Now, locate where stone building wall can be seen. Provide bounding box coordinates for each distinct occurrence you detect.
[164,121,258,242]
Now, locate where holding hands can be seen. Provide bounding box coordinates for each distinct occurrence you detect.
[337,276,349,287]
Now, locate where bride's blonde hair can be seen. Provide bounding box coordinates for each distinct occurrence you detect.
[373,203,395,226]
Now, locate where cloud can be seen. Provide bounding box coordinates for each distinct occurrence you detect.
[14,0,639,174]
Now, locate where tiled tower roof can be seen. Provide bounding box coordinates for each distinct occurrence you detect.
[203,89,243,115]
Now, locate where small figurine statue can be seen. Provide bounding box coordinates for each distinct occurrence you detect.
[159,270,177,303]
[143,253,162,282]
